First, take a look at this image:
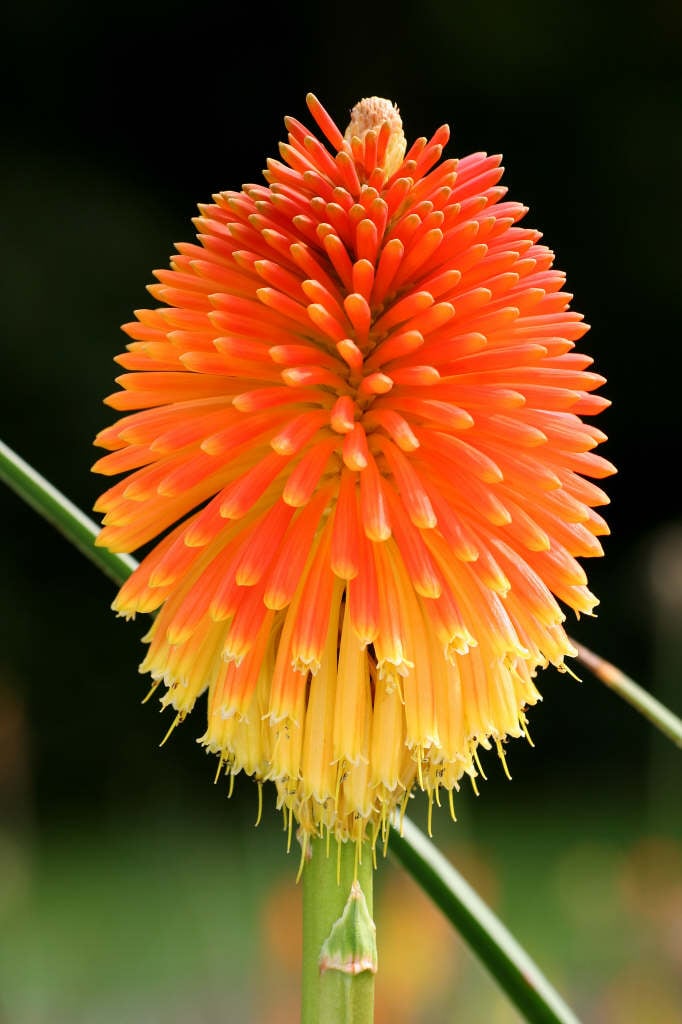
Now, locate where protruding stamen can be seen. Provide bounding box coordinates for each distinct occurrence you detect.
[159,711,184,747]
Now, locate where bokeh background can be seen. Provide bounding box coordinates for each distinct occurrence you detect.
[1,1,681,1021]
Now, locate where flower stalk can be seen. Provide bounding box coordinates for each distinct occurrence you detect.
[302,838,375,1024]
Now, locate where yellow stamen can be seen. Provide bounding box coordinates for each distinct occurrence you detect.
[562,661,582,683]
[159,711,184,747]
[255,782,263,827]
[520,713,535,747]
[496,739,512,780]
[296,831,308,884]
[380,811,389,858]
[141,680,160,704]
[473,747,487,781]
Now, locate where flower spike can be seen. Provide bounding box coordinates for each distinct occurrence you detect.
[94,94,614,847]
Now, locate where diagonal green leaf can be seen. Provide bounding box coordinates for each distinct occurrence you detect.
[570,639,682,747]
[0,439,135,587]
[390,816,581,1024]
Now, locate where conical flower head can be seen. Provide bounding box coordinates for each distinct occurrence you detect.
[94,94,614,848]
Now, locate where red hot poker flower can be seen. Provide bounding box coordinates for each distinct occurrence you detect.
[93,95,614,849]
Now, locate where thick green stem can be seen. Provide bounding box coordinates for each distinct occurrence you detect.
[302,839,375,1024]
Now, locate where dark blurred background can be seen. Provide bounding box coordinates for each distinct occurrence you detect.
[1,2,681,1021]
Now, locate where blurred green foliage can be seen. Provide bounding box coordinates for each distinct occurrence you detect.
[1,800,680,1022]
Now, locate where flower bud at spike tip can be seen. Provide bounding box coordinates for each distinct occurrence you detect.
[344,96,407,181]
[95,93,613,853]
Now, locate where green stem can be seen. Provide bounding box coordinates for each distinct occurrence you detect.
[390,816,581,1024]
[302,838,375,1024]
